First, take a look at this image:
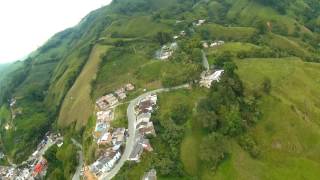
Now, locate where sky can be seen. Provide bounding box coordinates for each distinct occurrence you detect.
[0,0,112,63]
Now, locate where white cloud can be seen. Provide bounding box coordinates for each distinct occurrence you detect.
[0,0,112,63]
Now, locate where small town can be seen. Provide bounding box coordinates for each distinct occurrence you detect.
[1,17,225,180]
[0,133,63,180]
[87,83,135,178]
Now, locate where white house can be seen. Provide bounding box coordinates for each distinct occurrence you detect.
[136,113,151,125]
[200,70,225,88]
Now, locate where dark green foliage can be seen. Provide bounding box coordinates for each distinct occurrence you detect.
[238,134,260,158]
[197,56,259,137]
[155,31,172,45]
[199,133,226,169]
[150,110,186,176]
[255,20,268,34]
[171,103,192,125]
[254,0,290,14]
[44,140,78,180]
[200,29,211,40]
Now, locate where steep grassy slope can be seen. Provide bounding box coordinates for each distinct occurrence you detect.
[58,45,110,128]
[211,58,320,180]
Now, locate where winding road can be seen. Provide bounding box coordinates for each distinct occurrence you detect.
[99,84,190,180]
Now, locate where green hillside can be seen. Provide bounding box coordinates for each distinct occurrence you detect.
[0,0,320,179]
[213,58,320,180]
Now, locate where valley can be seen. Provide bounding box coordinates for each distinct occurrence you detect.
[1,0,320,179]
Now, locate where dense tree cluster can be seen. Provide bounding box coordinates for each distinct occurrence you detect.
[44,141,78,180]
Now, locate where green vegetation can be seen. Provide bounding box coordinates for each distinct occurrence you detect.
[58,45,110,128]
[1,0,320,179]
[211,58,320,179]
[112,103,129,128]
[115,56,259,179]
[44,139,78,180]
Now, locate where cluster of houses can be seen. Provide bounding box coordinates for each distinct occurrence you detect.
[0,158,47,180]
[200,70,225,88]
[202,40,225,48]
[89,84,135,177]
[0,133,63,180]
[129,94,157,162]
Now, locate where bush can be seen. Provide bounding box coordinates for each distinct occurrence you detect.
[200,133,226,169]
[238,134,260,158]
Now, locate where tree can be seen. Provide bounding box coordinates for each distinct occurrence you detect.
[200,29,211,40]
[223,106,244,136]
[255,20,268,34]
[171,104,191,125]
[155,32,172,45]
[197,111,219,132]
[200,133,226,169]
[214,51,232,68]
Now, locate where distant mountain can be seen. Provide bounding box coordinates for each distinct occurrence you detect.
[1,0,320,179]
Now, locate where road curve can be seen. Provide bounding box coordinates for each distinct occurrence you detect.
[99,84,190,180]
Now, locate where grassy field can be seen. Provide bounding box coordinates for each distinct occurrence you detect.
[226,0,312,35]
[263,33,311,58]
[208,58,320,179]
[111,103,129,128]
[104,16,172,38]
[58,45,110,128]
[199,23,257,41]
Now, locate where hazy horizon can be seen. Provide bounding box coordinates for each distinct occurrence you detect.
[0,0,112,63]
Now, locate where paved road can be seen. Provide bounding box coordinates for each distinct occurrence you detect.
[201,50,209,71]
[99,84,190,180]
[72,139,84,180]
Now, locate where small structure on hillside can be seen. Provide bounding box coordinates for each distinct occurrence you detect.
[97,110,113,123]
[194,19,206,26]
[137,121,156,136]
[96,94,119,110]
[112,128,126,146]
[129,136,153,162]
[125,83,135,91]
[202,41,209,48]
[210,40,225,47]
[200,70,224,88]
[98,132,113,145]
[115,88,127,100]
[32,158,47,177]
[90,150,121,175]
[180,31,186,36]
[142,169,157,180]
[156,42,178,60]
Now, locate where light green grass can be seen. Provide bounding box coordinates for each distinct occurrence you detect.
[227,0,312,35]
[263,33,311,58]
[105,16,172,38]
[111,103,129,128]
[206,42,260,63]
[58,45,110,128]
[199,23,257,41]
[210,58,320,180]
